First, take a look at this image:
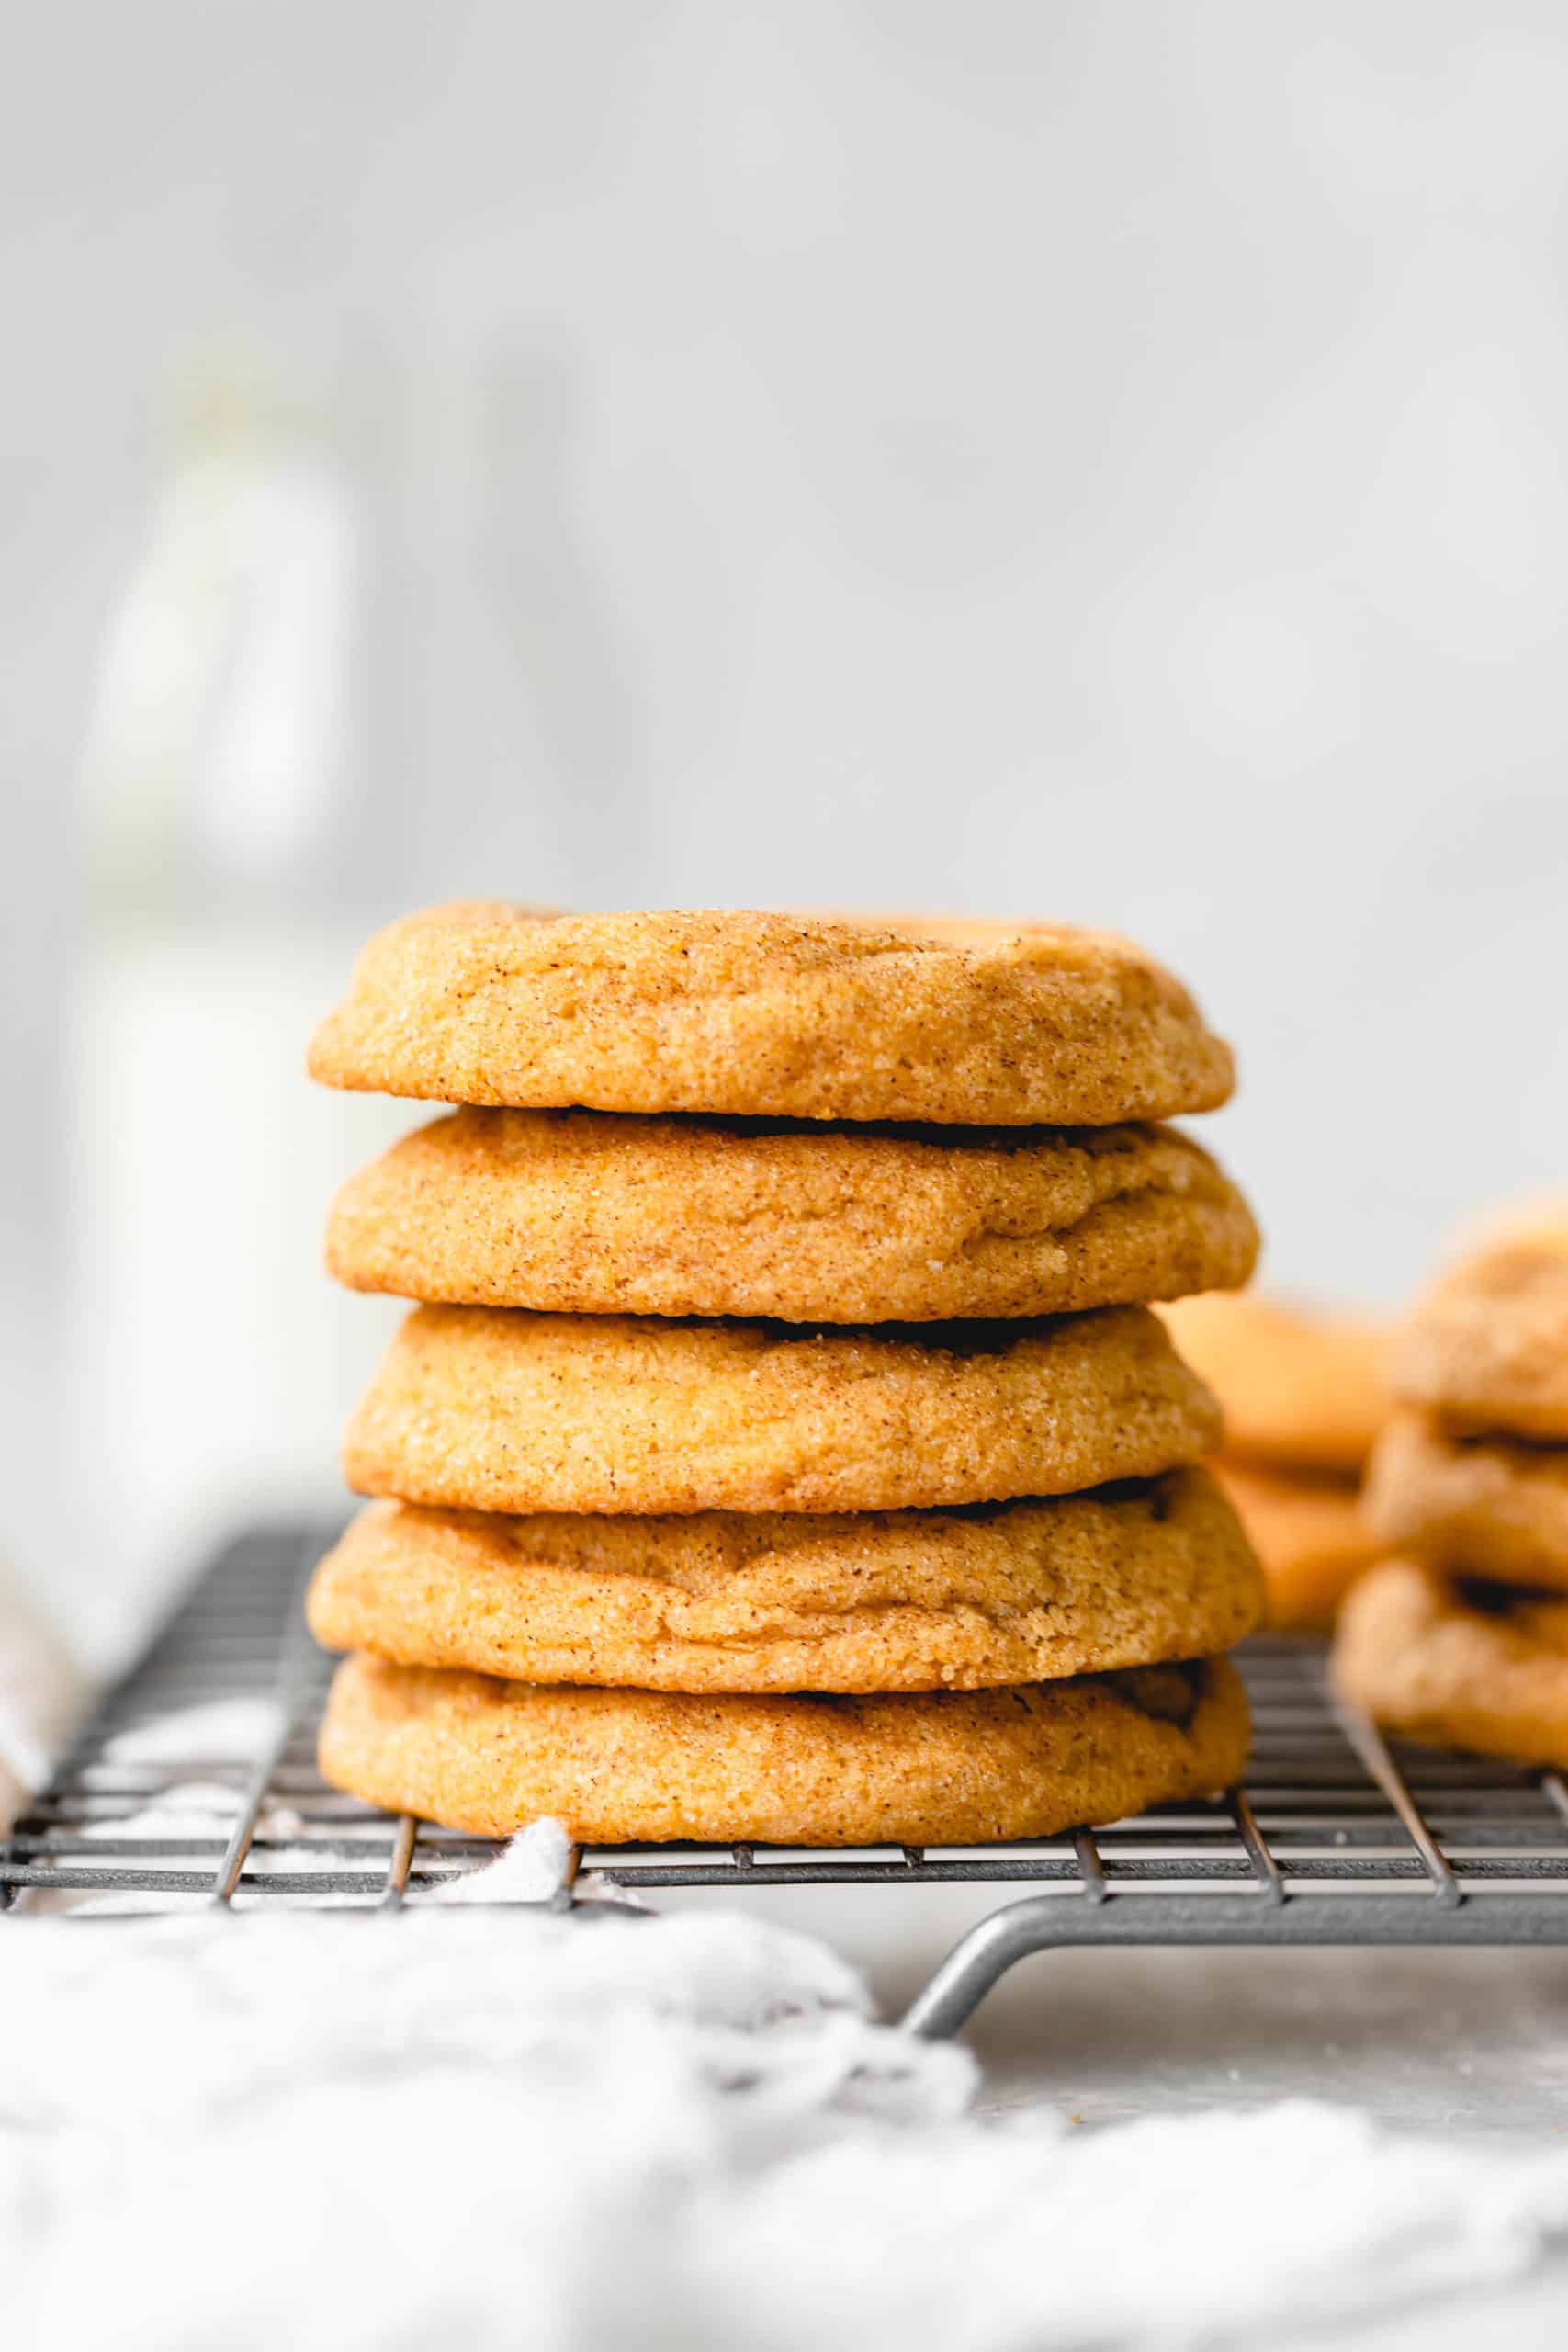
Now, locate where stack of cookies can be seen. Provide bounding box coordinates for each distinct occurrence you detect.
[1159,1294,1389,1628]
[304,904,1266,1848]
[1339,1208,1568,1767]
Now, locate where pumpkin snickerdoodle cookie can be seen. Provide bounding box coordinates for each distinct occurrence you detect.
[318,1651,1250,1845]
[1156,1293,1389,1474]
[1394,1211,1568,1441]
[306,903,1235,1126]
[1334,1557,1568,1770]
[344,1303,1221,1517]
[307,1467,1264,1695]
[1363,1410,1568,1595]
[325,1108,1258,1324]
[1208,1460,1382,1632]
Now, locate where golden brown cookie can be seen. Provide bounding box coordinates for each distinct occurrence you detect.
[1363,1410,1568,1595]
[326,1109,1258,1324]
[1156,1293,1390,1472]
[344,1303,1221,1516]
[1209,1458,1380,1631]
[318,1651,1250,1844]
[1334,1557,1568,1770]
[799,910,1066,941]
[306,903,1235,1126]
[1395,1212,1568,1440]
[307,1467,1264,1694]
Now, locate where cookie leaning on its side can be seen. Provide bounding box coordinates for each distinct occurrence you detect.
[1156,1293,1390,1627]
[1157,1293,1390,1475]
[1207,1460,1384,1634]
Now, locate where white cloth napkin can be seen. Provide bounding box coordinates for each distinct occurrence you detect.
[6,1826,1568,2349]
[0,1556,86,1835]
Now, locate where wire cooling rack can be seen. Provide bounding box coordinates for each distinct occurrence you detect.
[7,1520,1568,2034]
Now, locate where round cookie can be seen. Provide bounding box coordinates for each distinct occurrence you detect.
[326,1109,1258,1324]
[344,1303,1222,1516]
[1395,1213,1568,1440]
[799,910,1078,943]
[1210,1459,1382,1632]
[307,1467,1265,1694]
[306,903,1235,1126]
[1363,1410,1568,1595]
[1334,1557,1568,1770]
[1157,1293,1390,1473]
[318,1652,1250,1845]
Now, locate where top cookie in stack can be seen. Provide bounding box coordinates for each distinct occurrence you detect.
[307,904,1265,1847]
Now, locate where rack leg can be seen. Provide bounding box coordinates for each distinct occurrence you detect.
[900,1885,1568,2039]
[901,1894,1067,2038]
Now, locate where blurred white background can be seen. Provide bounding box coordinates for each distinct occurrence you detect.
[5,1,1567,1653]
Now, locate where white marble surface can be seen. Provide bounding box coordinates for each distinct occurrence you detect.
[663,1883,1568,2346]
[658,1880,1568,2131]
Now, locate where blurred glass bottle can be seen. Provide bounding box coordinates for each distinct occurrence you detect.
[69,339,408,1663]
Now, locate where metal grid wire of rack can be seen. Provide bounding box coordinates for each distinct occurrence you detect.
[7,1520,1568,2035]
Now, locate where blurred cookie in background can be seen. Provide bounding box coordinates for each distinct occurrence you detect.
[1393,1201,1568,1442]
[1335,1557,1568,1772]
[1340,1201,1568,1772]
[1158,1292,1391,1475]
[1210,1459,1385,1634]
[1157,1293,1392,1627]
[1363,1410,1568,1598]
